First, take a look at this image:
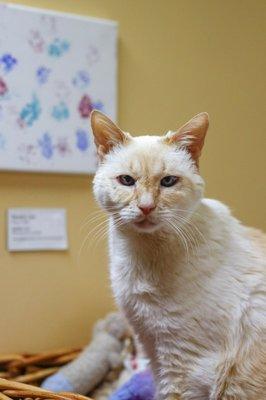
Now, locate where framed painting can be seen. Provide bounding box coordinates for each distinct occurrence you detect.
[0,3,117,174]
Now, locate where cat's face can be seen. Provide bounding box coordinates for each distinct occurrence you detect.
[92,111,208,233]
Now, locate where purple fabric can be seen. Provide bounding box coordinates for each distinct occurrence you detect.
[109,370,155,400]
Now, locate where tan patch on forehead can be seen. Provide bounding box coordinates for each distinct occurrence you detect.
[129,150,166,179]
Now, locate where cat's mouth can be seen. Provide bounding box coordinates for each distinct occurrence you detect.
[133,217,158,231]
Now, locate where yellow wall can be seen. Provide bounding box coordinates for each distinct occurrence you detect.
[0,0,265,352]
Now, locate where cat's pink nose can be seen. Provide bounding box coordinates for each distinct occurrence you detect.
[138,206,156,216]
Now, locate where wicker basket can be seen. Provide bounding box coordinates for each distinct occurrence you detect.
[0,349,93,400]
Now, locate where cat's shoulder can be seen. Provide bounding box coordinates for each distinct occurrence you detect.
[200,198,231,219]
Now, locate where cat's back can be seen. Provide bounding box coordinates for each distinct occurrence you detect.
[247,226,266,256]
[201,198,266,255]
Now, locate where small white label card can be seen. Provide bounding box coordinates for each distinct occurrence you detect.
[7,208,68,252]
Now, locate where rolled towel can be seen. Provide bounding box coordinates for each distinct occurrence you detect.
[42,313,128,395]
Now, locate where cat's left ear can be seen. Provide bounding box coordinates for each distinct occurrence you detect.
[164,112,209,167]
[91,110,130,160]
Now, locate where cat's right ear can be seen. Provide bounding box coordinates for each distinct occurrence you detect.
[91,111,130,160]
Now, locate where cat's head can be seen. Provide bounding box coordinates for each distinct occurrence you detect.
[91,111,209,233]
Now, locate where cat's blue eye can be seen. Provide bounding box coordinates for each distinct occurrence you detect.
[117,175,136,186]
[160,176,179,187]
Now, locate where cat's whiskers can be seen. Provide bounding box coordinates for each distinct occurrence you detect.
[81,205,119,221]
[91,215,126,249]
[78,209,118,259]
[81,212,125,252]
[85,211,136,250]
[80,212,107,232]
[164,219,190,262]
[171,215,201,249]
[93,217,125,248]
[80,207,111,224]
[91,222,109,249]
[160,211,202,259]
[173,213,212,258]
[160,208,209,249]
[78,218,108,260]
[175,222,199,257]
[80,205,120,232]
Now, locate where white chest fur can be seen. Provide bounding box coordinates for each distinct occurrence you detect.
[107,200,265,399]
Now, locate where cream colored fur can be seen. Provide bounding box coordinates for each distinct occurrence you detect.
[91,111,266,400]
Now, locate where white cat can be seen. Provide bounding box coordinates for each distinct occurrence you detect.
[91,110,266,400]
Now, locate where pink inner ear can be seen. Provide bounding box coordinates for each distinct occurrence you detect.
[187,140,203,168]
[166,130,205,166]
[171,113,209,167]
[91,110,130,158]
